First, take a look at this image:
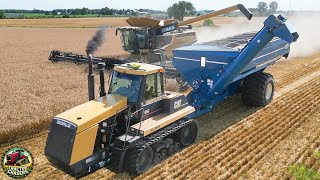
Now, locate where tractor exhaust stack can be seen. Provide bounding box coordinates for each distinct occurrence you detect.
[85,26,107,101]
[88,54,95,101]
[98,63,106,97]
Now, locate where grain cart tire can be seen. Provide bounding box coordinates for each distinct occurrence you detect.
[125,146,153,174]
[175,120,198,147]
[242,72,274,106]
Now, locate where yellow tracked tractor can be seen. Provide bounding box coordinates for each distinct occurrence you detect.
[45,61,197,177]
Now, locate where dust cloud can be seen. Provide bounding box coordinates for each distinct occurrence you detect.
[194,13,320,58]
[194,17,261,43]
[288,13,320,57]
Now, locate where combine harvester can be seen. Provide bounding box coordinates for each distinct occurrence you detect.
[45,14,298,177]
[48,4,253,69]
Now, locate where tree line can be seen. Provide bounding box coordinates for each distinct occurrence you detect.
[0,11,4,19]
[0,7,166,17]
[166,1,279,21]
[0,1,278,19]
[50,8,134,16]
[249,1,279,16]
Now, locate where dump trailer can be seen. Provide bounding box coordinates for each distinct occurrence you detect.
[45,14,298,177]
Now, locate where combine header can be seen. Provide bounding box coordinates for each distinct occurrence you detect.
[45,14,298,178]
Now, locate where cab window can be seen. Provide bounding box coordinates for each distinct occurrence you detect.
[143,73,164,101]
[109,71,142,103]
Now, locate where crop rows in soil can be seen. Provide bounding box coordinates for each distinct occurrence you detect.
[274,57,320,89]
[279,135,320,179]
[241,105,320,179]
[296,138,320,171]
[282,132,320,180]
[137,76,320,180]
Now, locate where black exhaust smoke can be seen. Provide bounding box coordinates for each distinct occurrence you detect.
[86,26,107,55]
[86,27,107,101]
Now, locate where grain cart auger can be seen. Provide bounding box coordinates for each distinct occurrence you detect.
[44,14,298,178]
[48,4,252,70]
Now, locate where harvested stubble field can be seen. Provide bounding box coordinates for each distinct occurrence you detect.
[0,17,129,28]
[1,16,320,179]
[0,27,127,143]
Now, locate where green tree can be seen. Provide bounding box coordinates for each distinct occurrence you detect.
[52,10,58,15]
[73,9,82,15]
[80,7,89,15]
[257,1,268,16]
[269,1,278,13]
[203,19,214,26]
[0,10,4,19]
[167,1,196,21]
[131,11,139,17]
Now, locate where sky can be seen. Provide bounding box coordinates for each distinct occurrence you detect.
[0,0,319,11]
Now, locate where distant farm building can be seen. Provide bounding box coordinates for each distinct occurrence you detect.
[4,13,25,19]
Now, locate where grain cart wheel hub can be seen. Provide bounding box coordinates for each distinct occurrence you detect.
[265,82,273,100]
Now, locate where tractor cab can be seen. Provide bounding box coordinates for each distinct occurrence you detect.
[108,63,192,129]
[109,63,164,112]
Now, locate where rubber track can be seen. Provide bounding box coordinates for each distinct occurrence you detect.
[137,77,320,179]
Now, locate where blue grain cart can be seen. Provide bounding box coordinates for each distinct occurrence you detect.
[173,14,299,118]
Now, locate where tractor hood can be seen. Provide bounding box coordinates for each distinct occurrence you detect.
[56,94,127,133]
